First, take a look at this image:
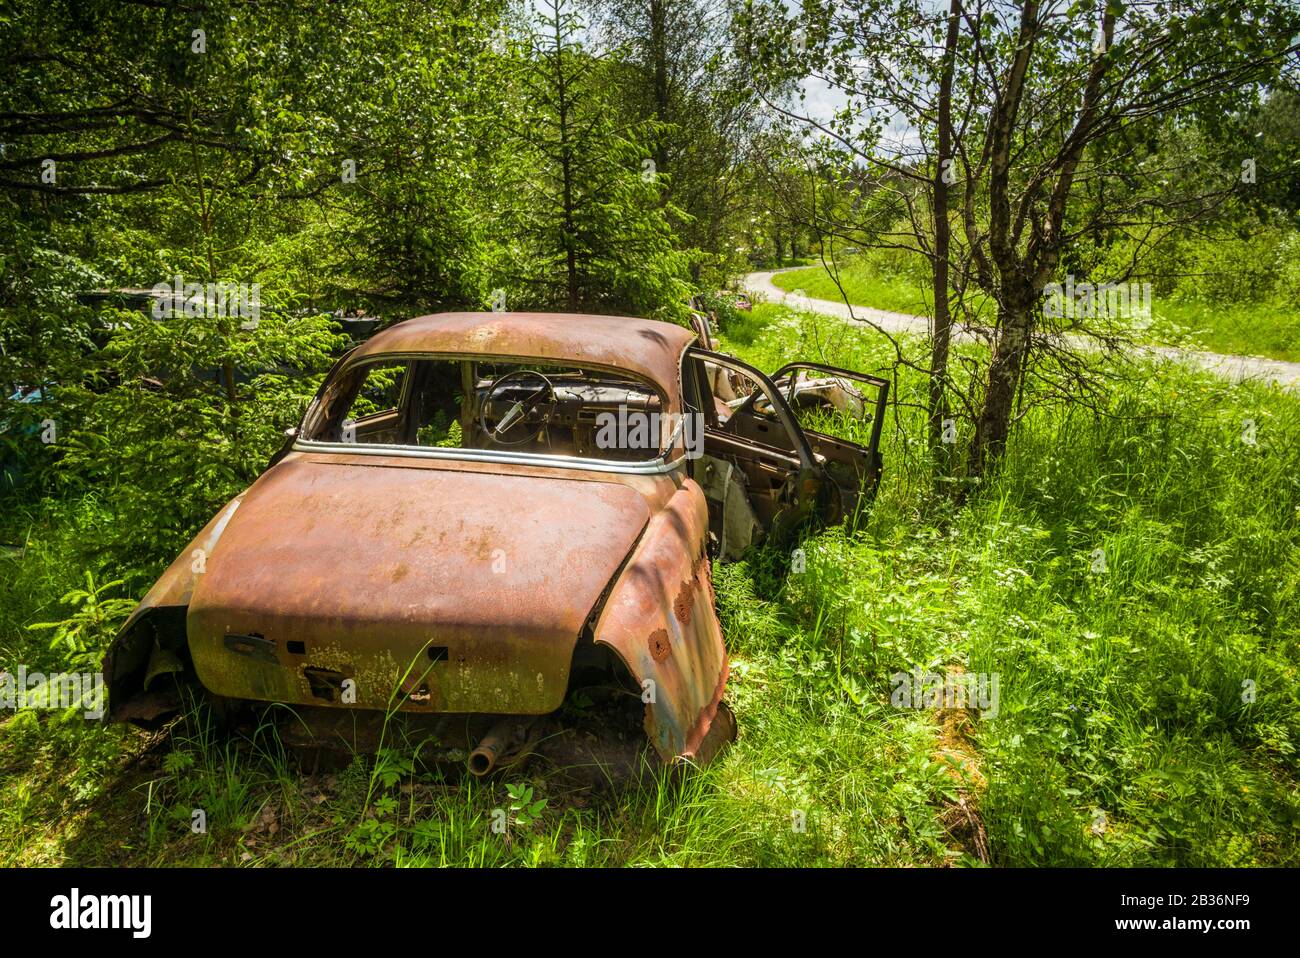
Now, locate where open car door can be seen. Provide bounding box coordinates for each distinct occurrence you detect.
[685,349,822,559]
[684,349,888,558]
[769,361,888,526]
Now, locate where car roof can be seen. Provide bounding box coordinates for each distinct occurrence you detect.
[350,311,696,399]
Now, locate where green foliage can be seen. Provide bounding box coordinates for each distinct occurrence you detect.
[495,0,692,319]
[591,0,769,285]
[505,782,548,828]
[717,303,1300,866]
[25,571,135,670]
[690,288,749,335]
[45,310,343,574]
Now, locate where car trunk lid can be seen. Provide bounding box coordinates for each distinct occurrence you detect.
[186,455,651,713]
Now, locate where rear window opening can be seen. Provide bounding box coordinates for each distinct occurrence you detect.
[301,356,674,463]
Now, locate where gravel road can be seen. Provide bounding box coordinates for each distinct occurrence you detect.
[743,269,1300,391]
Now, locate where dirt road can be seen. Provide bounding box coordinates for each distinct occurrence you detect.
[744,269,1300,391]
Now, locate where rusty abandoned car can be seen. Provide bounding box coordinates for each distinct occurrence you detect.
[105,311,887,774]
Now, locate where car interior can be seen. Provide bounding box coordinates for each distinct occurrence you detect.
[683,348,882,557]
[302,356,672,462]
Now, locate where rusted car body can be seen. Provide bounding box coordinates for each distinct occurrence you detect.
[105,311,886,770]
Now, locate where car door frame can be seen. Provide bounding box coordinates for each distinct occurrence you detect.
[686,347,825,546]
[771,360,889,519]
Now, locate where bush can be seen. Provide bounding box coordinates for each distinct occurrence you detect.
[46,307,345,577]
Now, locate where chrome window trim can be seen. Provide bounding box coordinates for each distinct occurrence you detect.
[291,439,684,475]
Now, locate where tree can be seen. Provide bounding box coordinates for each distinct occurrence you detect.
[501,0,689,314]
[301,0,508,314]
[587,0,768,281]
[749,0,1300,478]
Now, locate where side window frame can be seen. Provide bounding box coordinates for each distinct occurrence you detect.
[687,347,818,470]
[771,360,889,466]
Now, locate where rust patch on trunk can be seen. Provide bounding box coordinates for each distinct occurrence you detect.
[673,579,695,625]
[648,628,671,662]
[184,459,652,714]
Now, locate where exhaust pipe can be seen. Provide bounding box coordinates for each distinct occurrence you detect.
[468,717,541,777]
[468,729,506,776]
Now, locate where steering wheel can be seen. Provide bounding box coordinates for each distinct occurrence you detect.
[479,369,557,446]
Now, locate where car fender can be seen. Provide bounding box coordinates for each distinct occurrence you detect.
[104,496,243,722]
[592,479,735,763]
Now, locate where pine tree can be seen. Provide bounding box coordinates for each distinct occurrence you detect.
[501,0,688,316]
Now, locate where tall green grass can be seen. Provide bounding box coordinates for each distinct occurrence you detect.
[1,301,1296,865]
[718,301,1300,865]
[772,259,1300,362]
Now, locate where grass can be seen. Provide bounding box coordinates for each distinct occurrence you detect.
[1154,298,1300,364]
[772,260,1300,363]
[1,300,1298,866]
[771,261,948,318]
